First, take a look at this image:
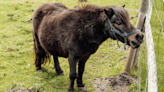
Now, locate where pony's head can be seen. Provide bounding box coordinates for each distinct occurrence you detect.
[104,5,144,49]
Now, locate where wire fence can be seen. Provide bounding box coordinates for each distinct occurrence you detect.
[151,0,164,91]
[136,0,164,91]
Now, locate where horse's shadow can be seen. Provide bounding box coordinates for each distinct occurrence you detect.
[40,67,60,79]
[35,68,84,92]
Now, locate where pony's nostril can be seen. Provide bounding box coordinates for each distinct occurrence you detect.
[135,34,143,41]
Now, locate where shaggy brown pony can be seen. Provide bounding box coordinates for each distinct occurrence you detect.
[32,3,143,92]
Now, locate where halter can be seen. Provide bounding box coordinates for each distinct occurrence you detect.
[108,19,140,50]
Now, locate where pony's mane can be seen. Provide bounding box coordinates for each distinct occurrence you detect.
[72,4,105,21]
[109,5,130,28]
[81,4,101,9]
[77,4,130,28]
[76,4,104,12]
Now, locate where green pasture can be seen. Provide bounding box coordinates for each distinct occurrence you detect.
[0,0,163,92]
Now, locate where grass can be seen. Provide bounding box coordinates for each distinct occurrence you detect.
[1,0,162,92]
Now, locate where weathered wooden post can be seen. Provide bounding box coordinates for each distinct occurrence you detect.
[145,0,158,91]
[124,0,148,73]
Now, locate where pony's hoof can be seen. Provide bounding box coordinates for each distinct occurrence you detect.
[78,87,87,92]
[68,90,74,92]
[59,72,65,75]
[36,69,42,72]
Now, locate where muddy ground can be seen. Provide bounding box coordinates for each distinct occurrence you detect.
[93,72,136,92]
[9,72,135,92]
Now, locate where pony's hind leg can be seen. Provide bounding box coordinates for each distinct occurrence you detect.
[77,56,90,92]
[53,56,64,75]
[35,45,48,72]
[35,50,43,72]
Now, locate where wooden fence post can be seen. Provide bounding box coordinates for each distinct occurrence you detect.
[145,0,158,91]
[124,0,148,73]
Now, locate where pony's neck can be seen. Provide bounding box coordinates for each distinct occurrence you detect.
[93,19,117,45]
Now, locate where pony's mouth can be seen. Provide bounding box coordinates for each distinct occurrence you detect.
[133,45,140,48]
[130,41,141,49]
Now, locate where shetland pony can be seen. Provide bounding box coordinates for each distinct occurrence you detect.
[32,3,143,92]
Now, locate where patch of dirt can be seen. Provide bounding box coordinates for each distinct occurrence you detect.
[93,72,136,92]
[8,88,40,92]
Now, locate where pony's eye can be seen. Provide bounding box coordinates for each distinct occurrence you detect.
[116,22,122,25]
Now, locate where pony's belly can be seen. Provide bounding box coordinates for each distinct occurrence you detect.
[49,48,68,58]
[40,39,68,57]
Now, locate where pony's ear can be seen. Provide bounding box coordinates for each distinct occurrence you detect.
[104,8,114,19]
[122,5,125,8]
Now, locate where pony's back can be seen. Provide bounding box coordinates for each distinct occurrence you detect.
[33,3,68,34]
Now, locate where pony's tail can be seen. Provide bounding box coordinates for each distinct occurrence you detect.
[33,33,51,66]
[33,3,55,66]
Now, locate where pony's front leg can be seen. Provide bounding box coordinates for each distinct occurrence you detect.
[77,56,89,92]
[68,55,78,92]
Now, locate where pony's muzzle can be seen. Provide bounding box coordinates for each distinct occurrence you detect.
[128,32,144,48]
[135,33,144,43]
